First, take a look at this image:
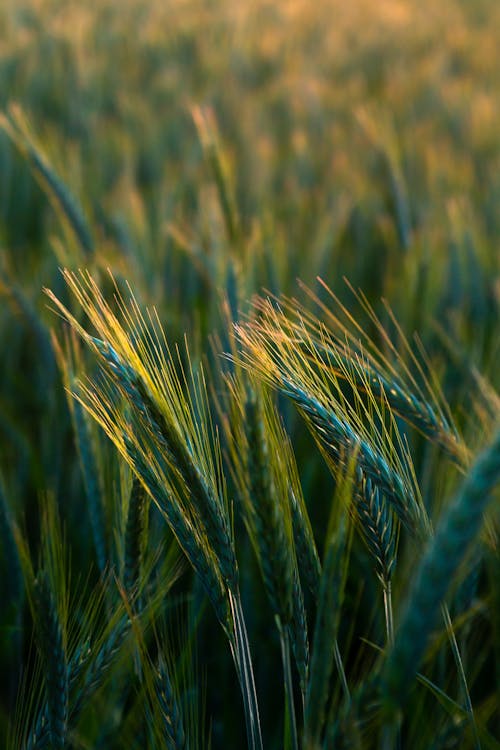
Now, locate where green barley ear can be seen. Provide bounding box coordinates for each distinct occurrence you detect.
[252,357,418,535]
[236,283,466,464]
[70,614,131,727]
[126,439,232,633]
[32,571,68,750]
[234,299,426,537]
[124,476,147,600]
[71,380,109,574]
[244,384,299,748]
[304,469,354,748]
[60,276,238,592]
[66,560,179,736]
[51,333,108,574]
[131,610,204,750]
[287,458,321,601]
[381,427,500,715]
[25,541,135,748]
[193,105,241,246]
[353,476,397,644]
[9,496,69,750]
[0,270,56,390]
[0,103,94,257]
[243,383,294,626]
[300,337,462,463]
[150,656,186,750]
[290,565,309,703]
[267,396,313,704]
[306,278,463,455]
[354,476,396,592]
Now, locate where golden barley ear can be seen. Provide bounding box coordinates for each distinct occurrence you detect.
[45,269,263,750]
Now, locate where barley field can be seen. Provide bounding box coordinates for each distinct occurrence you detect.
[0,0,499,747]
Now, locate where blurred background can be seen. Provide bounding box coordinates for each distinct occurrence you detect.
[0,0,498,745]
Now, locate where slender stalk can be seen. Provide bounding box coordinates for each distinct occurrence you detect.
[384,582,394,647]
[382,590,400,750]
[229,589,263,750]
[441,604,480,750]
[279,625,298,750]
[381,720,401,750]
[334,639,350,706]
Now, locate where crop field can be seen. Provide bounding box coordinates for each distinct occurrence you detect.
[0,0,499,747]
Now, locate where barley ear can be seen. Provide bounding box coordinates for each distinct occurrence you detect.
[193,105,240,245]
[289,565,309,704]
[353,475,397,645]
[32,571,68,750]
[382,428,500,714]
[244,385,293,626]
[71,380,108,575]
[300,338,462,461]
[94,337,239,593]
[269,375,420,535]
[154,657,186,750]
[124,476,147,601]
[0,103,94,256]
[289,486,321,600]
[70,614,130,724]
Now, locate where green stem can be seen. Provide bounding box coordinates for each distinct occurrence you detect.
[441,604,480,750]
[229,589,264,750]
[279,624,299,750]
[384,582,394,647]
[334,639,350,706]
[383,585,399,749]
[381,719,401,750]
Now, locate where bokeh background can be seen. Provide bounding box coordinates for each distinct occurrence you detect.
[0,0,499,746]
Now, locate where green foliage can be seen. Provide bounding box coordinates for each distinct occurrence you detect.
[0,0,499,747]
